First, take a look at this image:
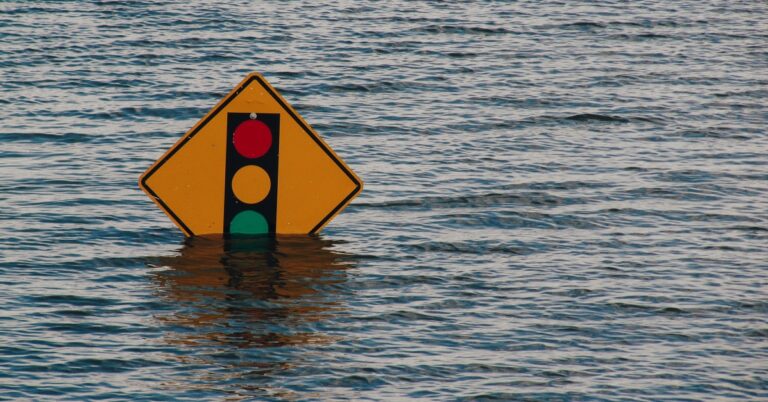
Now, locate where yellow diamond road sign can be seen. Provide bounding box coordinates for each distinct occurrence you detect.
[139,72,363,236]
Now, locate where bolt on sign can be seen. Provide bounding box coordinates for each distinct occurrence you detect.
[139,72,363,236]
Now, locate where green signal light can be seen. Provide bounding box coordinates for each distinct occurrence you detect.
[229,210,269,235]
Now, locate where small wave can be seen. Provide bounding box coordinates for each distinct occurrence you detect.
[432,210,605,230]
[309,80,454,94]
[408,240,545,256]
[0,132,93,144]
[713,89,768,98]
[357,192,567,210]
[643,128,757,141]
[558,22,606,30]
[413,25,512,35]
[444,51,479,58]
[426,113,660,133]
[36,106,208,121]
[21,295,118,307]
[565,113,630,123]
[118,106,207,119]
[611,33,674,41]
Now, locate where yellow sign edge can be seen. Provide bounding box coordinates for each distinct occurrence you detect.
[138,72,364,236]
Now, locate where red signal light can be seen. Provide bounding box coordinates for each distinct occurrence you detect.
[233,119,273,159]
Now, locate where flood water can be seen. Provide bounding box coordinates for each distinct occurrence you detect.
[1,1,767,400]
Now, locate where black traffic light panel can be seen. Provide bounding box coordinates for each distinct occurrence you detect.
[223,112,280,235]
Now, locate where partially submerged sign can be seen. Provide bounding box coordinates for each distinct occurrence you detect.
[139,72,363,236]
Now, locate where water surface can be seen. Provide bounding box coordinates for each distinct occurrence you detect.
[1,1,767,400]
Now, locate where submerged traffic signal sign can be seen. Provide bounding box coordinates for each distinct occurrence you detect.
[139,72,362,236]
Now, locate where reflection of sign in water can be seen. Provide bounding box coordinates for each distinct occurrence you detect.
[151,236,352,350]
[139,72,363,236]
[148,236,354,397]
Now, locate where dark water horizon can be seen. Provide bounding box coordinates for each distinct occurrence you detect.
[1,0,767,400]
